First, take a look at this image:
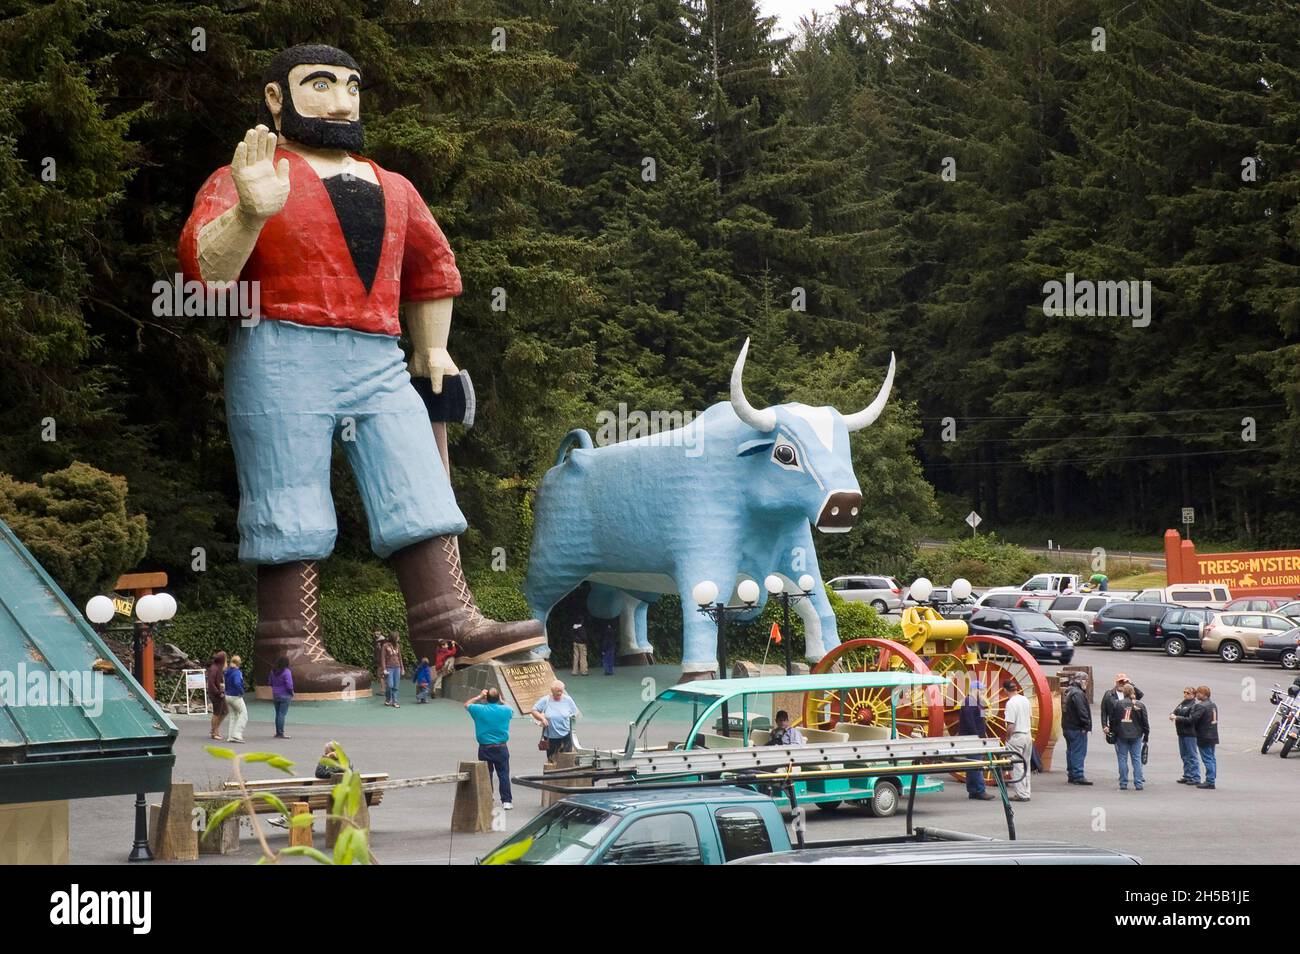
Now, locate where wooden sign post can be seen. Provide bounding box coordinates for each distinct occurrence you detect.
[500,659,559,715]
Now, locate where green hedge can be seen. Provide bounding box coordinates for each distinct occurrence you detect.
[905,534,1067,588]
[164,569,535,675]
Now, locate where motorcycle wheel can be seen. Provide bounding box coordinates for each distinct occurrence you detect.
[1264,723,1280,754]
[1282,736,1296,759]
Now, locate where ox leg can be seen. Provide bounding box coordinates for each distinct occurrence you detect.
[524,572,593,659]
[675,565,738,679]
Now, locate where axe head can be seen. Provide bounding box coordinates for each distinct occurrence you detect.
[411,370,476,428]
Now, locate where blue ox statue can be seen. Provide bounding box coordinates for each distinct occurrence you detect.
[524,339,895,677]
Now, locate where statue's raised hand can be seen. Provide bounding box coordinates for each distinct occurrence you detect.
[231,125,290,222]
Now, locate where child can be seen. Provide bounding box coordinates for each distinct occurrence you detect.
[433,640,459,697]
[413,657,433,703]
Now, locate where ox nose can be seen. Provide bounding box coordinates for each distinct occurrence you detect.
[816,490,862,533]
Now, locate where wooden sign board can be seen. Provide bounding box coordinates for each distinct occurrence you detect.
[112,594,135,618]
[501,659,558,715]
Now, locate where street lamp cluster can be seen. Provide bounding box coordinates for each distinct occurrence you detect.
[85,589,178,863]
[692,574,817,681]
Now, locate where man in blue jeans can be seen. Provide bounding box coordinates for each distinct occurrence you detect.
[1171,686,1202,783]
[466,688,514,809]
[1061,672,1094,785]
[957,680,995,800]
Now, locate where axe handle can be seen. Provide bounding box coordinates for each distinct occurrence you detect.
[433,422,450,475]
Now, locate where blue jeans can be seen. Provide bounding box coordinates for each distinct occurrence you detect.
[1178,735,1201,781]
[416,683,430,703]
[478,743,512,803]
[602,647,615,675]
[1199,744,1216,784]
[965,764,986,796]
[385,666,401,704]
[1063,728,1088,780]
[1115,737,1143,788]
[273,698,290,736]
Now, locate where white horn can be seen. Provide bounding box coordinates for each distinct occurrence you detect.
[842,352,896,433]
[730,338,776,432]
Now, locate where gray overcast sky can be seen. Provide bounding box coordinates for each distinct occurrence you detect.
[758,0,844,37]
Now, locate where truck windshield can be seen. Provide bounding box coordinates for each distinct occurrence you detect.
[631,689,712,749]
[482,803,618,865]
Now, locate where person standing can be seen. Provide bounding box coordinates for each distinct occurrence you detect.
[207,651,229,740]
[1108,684,1149,790]
[1061,672,1093,785]
[570,619,589,676]
[600,619,616,676]
[225,654,248,743]
[1100,673,1142,741]
[270,655,294,739]
[1171,686,1202,784]
[1002,679,1033,802]
[532,680,582,761]
[1176,685,1219,790]
[412,657,433,703]
[380,632,404,708]
[958,680,994,800]
[465,688,514,810]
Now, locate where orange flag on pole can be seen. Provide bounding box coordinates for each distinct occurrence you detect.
[770,622,782,645]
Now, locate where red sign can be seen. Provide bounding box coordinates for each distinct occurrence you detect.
[1165,530,1300,597]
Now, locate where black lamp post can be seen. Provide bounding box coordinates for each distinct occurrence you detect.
[762,574,816,676]
[87,591,176,862]
[693,579,761,736]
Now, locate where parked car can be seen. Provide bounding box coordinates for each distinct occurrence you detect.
[965,608,1074,664]
[1201,612,1300,662]
[1152,606,1217,657]
[1274,601,1300,621]
[1047,594,1125,645]
[1087,601,1180,651]
[975,591,1031,610]
[1013,594,1060,613]
[987,573,1082,596]
[1258,627,1300,670]
[903,586,952,607]
[828,576,903,614]
[1132,584,1232,609]
[1223,596,1297,614]
[731,840,1140,866]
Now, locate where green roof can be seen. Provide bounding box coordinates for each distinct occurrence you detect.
[664,671,950,699]
[0,520,175,803]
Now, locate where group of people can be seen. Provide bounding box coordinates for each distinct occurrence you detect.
[206,651,295,741]
[959,679,1035,801]
[569,617,617,676]
[1061,672,1219,790]
[373,630,460,707]
[464,679,583,810]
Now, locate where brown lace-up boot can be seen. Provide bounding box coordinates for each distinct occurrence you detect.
[391,535,545,665]
[252,560,373,699]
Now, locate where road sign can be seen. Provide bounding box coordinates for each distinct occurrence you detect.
[1182,507,1195,525]
[965,511,982,529]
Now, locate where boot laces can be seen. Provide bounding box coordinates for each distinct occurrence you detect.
[443,536,485,625]
[300,561,332,663]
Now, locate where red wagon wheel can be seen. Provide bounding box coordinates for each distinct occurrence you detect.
[927,633,1055,758]
[803,638,946,738]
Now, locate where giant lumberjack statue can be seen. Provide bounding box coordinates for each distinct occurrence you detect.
[179,44,544,698]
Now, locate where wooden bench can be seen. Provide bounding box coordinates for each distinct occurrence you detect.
[215,772,390,814]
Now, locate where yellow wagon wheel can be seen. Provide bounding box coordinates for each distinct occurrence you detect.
[804,638,945,738]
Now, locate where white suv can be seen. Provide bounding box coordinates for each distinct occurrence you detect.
[1133,585,1232,609]
[1047,593,1126,645]
[828,576,903,613]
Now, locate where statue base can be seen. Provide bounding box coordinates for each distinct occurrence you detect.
[441,657,558,716]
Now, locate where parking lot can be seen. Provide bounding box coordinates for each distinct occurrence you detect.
[66,642,1294,866]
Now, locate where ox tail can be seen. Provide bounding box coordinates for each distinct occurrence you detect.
[554,429,594,466]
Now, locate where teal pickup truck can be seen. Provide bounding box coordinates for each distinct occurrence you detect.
[479,786,1141,866]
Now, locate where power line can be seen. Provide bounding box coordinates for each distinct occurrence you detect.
[924,446,1268,468]
[924,430,1241,444]
[915,403,1285,423]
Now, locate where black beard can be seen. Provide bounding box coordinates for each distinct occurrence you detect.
[279,100,364,152]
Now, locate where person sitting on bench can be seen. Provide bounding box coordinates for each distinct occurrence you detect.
[768,710,805,746]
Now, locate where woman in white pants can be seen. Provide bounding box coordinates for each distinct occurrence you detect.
[225,655,249,743]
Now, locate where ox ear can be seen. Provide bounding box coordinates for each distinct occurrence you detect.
[737,439,775,457]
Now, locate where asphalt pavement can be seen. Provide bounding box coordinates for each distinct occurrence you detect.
[67,648,1294,865]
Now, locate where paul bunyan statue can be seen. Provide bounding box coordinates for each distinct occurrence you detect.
[179,44,544,698]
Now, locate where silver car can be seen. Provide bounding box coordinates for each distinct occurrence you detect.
[1047,594,1126,645]
[828,575,903,613]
